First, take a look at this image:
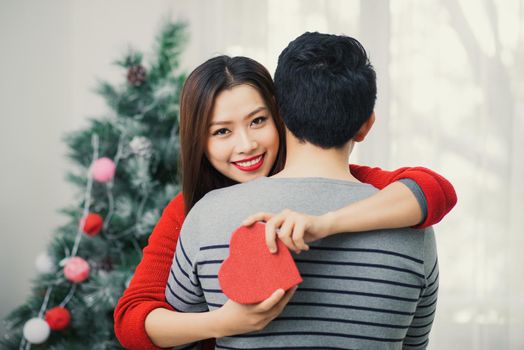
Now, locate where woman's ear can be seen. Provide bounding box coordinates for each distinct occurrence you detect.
[353,112,375,142]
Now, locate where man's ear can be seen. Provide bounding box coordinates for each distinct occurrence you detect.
[353,112,375,142]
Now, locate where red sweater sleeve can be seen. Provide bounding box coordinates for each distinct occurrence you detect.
[113,193,214,350]
[349,164,457,228]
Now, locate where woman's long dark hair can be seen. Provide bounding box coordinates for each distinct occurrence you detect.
[179,56,286,213]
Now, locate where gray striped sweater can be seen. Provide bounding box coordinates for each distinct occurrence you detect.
[166,177,438,350]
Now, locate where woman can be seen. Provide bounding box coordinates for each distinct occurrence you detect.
[114,56,456,349]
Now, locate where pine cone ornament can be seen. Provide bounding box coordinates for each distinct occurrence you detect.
[99,256,113,271]
[127,64,147,86]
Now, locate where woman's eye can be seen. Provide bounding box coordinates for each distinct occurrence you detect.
[212,128,230,136]
[251,116,267,126]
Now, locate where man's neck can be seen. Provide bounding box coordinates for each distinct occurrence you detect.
[273,134,359,182]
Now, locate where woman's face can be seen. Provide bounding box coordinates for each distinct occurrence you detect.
[206,84,279,183]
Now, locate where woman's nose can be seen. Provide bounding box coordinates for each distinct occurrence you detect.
[236,132,258,154]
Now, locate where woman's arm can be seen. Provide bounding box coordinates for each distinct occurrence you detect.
[349,164,457,228]
[114,193,294,349]
[114,193,199,350]
[242,181,419,253]
[324,164,458,232]
[145,287,296,347]
[243,165,457,253]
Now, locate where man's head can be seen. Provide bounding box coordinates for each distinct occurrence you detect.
[274,32,377,149]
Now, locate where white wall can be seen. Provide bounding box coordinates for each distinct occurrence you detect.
[0,0,72,334]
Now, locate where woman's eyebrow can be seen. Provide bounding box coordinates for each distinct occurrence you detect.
[209,106,267,126]
[244,106,267,119]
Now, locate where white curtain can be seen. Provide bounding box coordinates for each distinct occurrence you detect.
[188,0,524,348]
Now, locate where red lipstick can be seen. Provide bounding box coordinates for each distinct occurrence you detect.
[232,153,265,172]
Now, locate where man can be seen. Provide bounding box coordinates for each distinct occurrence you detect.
[166,32,438,349]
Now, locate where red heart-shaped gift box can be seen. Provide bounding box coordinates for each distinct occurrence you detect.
[218,222,302,304]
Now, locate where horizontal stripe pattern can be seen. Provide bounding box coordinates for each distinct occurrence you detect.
[193,258,424,277]
[165,238,208,313]
[273,316,411,329]
[165,179,438,349]
[167,241,438,349]
[230,331,404,342]
[404,258,439,347]
[198,244,424,264]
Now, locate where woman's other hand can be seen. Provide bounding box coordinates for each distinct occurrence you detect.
[217,287,297,337]
[242,210,333,254]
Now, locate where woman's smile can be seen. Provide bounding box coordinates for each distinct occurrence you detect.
[231,153,265,171]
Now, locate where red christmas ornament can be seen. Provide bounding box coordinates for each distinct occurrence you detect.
[80,213,104,237]
[44,306,71,330]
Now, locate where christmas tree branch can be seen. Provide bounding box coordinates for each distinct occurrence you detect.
[71,134,99,258]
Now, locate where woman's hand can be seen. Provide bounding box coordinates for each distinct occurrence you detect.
[242,210,334,254]
[217,287,297,337]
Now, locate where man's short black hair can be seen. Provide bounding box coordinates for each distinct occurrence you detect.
[274,32,377,149]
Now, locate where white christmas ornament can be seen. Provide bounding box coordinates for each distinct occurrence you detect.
[23,318,50,344]
[129,136,153,158]
[35,253,55,274]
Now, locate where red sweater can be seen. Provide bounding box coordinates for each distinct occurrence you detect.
[114,165,457,350]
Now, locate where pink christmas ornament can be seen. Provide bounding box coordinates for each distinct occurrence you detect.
[64,257,90,283]
[80,213,104,237]
[91,157,116,183]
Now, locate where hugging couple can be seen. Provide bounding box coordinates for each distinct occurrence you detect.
[115,32,456,349]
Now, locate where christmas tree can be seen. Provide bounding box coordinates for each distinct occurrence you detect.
[1,21,187,350]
